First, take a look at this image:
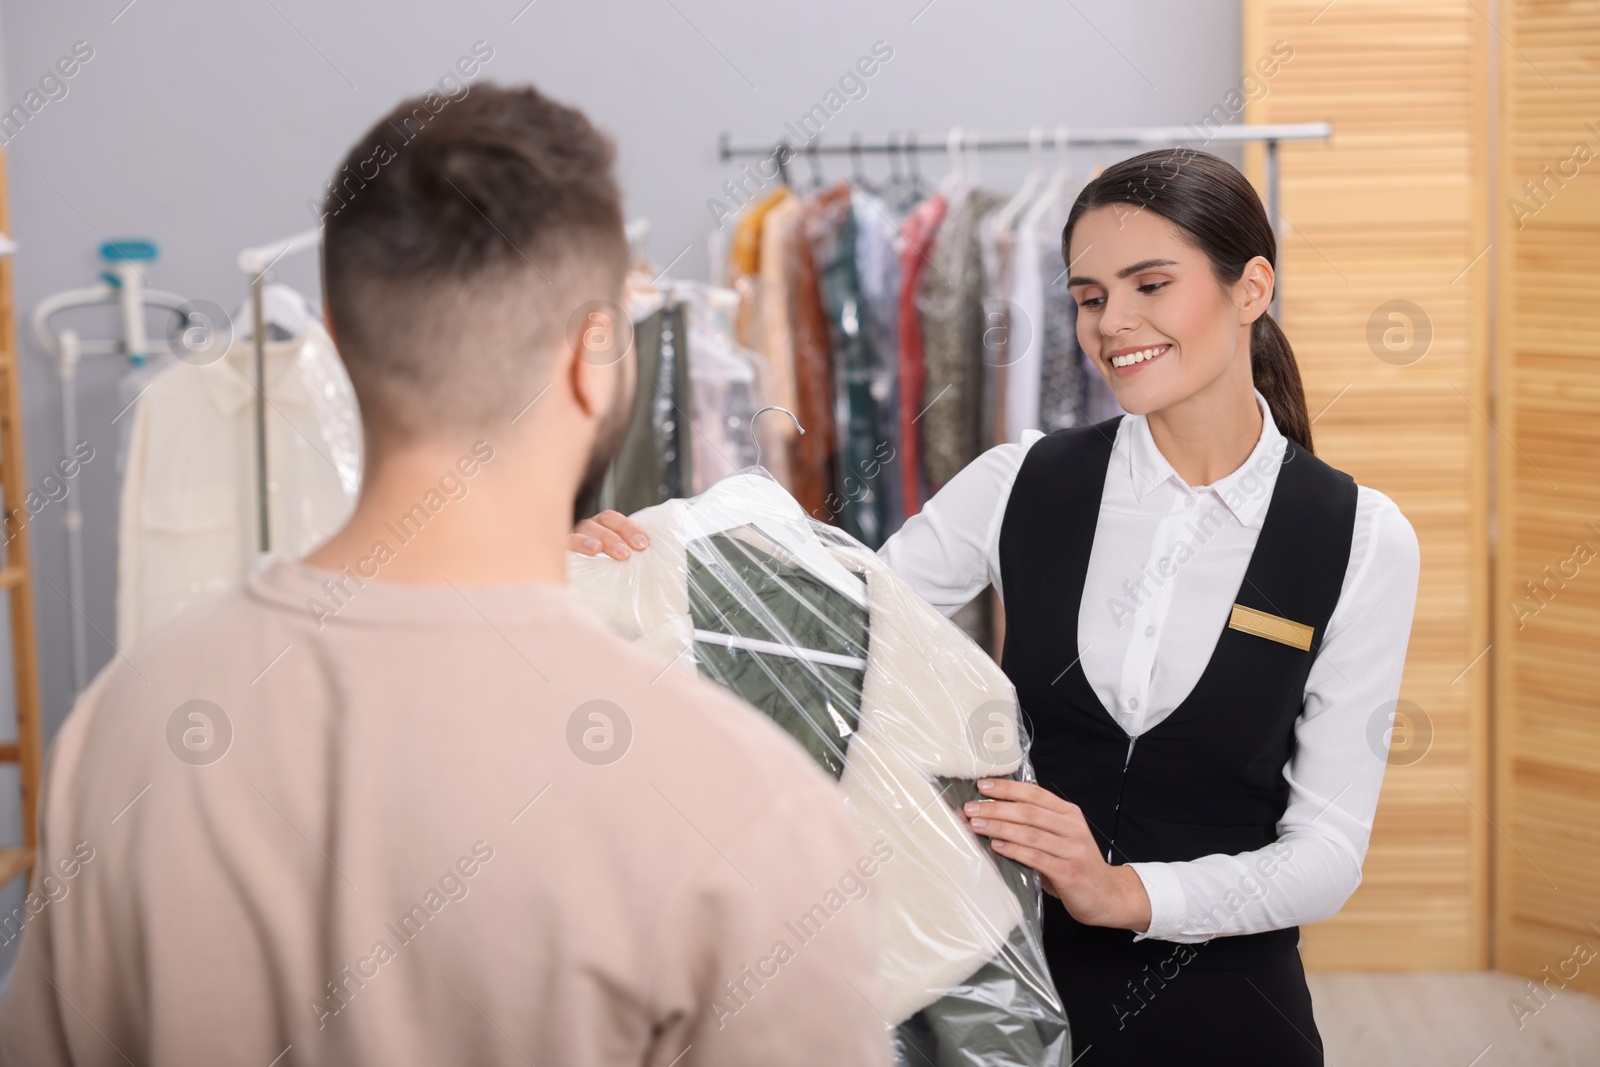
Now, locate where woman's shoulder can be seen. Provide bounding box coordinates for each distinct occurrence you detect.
[1290,446,1420,573]
[951,428,1050,493]
[909,419,1124,536]
[1350,481,1421,582]
[992,418,1124,470]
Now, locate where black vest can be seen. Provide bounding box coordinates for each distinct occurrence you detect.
[998,418,1358,970]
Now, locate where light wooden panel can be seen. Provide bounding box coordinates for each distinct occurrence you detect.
[1493,0,1600,995]
[0,148,44,891]
[1243,0,1492,969]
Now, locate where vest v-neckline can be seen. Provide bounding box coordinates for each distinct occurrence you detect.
[1062,433,1302,742]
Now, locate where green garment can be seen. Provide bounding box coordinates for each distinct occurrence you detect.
[809,193,892,548]
[602,300,694,519]
[900,779,1072,1065]
[684,532,1072,1066]
[687,532,867,780]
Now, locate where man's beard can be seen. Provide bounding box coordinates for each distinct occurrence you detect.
[572,368,634,524]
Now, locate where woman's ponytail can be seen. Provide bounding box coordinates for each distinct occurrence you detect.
[1250,311,1313,453]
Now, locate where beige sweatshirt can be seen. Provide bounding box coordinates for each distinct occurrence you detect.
[0,558,891,1066]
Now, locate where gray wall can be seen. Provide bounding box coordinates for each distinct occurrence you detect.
[0,0,1239,963]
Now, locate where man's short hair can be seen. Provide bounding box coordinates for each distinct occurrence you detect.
[322,82,629,446]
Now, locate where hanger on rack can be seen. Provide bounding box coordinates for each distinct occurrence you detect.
[848,133,874,193]
[881,131,921,212]
[991,126,1049,237]
[805,140,826,190]
[905,130,928,196]
[232,283,315,343]
[716,123,1329,319]
[941,127,965,194]
[772,142,794,189]
[1027,127,1077,220]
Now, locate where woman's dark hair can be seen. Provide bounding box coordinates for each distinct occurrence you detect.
[1060,148,1313,452]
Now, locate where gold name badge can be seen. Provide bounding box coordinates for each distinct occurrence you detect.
[1228,604,1315,651]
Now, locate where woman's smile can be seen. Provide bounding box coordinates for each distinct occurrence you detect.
[1107,342,1172,376]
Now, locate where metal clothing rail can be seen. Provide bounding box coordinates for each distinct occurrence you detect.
[718,122,1332,317]
[237,226,323,555]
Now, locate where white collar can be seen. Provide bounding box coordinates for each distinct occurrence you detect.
[1122,389,1285,530]
[199,323,318,417]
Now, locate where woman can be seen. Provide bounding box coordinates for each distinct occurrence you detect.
[573,149,1420,1065]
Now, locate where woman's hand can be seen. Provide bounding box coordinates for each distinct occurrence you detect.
[570,510,650,560]
[964,778,1153,934]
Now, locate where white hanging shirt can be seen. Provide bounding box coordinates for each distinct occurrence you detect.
[117,317,362,645]
[878,389,1421,942]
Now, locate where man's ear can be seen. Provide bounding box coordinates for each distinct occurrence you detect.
[567,302,627,419]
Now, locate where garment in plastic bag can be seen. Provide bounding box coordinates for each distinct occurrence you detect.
[117,311,361,644]
[116,352,176,475]
[679,283,761,493]
[568,468,1072,1066]
[807,188,892,548]
[603,283,693,517]
[852,186,906,535]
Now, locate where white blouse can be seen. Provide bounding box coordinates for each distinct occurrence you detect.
[878,390,1421,943]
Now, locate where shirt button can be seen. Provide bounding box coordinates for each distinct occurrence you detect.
[1144,625,1156,638]
[1184,495,1195,508]
[1128,697,1140,710]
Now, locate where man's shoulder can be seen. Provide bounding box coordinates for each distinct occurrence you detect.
[125,581,270,664]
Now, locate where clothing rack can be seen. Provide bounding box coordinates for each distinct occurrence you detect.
[236,227,322,555]
[718,122,1333,319]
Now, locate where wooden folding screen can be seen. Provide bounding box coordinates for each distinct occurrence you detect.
[1491,0,1600,994]
[1243,0,1493,969]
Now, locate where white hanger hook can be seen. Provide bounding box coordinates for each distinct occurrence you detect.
[946,126,964,181]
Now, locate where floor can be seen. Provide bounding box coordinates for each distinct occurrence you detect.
[1307,971,1600,1066]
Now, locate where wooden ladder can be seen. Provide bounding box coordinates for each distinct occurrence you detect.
[0,149,45,891]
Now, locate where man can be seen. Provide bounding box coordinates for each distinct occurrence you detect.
[0,83,890,1066]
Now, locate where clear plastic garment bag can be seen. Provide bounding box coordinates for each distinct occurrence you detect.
[568,436,1072,1066]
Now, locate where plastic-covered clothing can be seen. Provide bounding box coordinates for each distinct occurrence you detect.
[681,285,761,493]
[1037,237,1089,433]
[568,469,1072,1066]
[808,187,892,547]
[1013,180,1105,433]
[791,191,843,518]
[729,187,798,488]
[917,190,1003,493]
[897,193,948,517]
[606,293,692,516]
[917,189,1003,651]
[117,316,360,644]
[852,187,906,535]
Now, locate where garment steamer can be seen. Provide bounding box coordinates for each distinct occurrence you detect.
[33,240,191,694]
